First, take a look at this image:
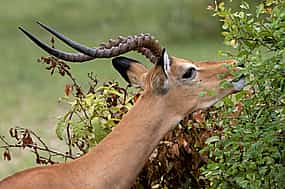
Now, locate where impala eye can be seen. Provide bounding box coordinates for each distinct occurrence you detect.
[182,67,196,79]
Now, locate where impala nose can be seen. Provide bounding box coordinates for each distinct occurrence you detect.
[231,74,245,91]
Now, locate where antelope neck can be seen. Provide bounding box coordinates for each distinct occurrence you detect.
[70,94,182,189]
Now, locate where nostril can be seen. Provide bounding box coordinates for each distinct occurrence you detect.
[238,74,245,79]
[237,63,245,68]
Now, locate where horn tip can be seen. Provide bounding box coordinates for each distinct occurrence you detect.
[18,26,27,33]
[36,21,45,27]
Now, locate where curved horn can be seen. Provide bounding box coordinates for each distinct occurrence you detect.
[36,21,162,60]
[19,22,162,64]
[18,27,94,62]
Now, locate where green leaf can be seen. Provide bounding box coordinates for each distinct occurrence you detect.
[205,136,220,145]
[56,119,66,140]
[207,90,217,97]
[240,2,249,9]
[199,91,207,97]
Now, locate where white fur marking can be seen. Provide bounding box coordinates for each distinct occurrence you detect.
[163,50,170,76]
[180,62,198,70]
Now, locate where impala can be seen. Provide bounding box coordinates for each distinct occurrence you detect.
[0,22,245,189]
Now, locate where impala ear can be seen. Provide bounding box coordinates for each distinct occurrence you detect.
[151,48,171,95]
[112,57,148,88]
[156,48,171,78]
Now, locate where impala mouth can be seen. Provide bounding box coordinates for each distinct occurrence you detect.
[231,75,245,91]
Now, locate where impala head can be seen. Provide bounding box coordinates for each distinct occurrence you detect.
[19,22,245,117]
[112,49,245,117]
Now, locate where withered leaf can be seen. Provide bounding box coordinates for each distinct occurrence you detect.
[3,149,11,161]
[65,84,73,96]
[9,128,19,139]
[183,139,192,154]
[50,36,55,48]
[22,131,33,148]
[192,110,204,124]
[171,143,180,157]
[133,93,141,103]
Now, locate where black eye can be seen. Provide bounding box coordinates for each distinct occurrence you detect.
[182,67,196,79]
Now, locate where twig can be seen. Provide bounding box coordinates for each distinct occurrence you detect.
[77,100,92,130]
[66,112,74,156]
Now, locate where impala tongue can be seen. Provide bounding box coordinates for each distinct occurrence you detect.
[231,75,245,91]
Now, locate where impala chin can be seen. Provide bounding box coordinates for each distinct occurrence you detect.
[197,76,246,111]
[197,96,225,111]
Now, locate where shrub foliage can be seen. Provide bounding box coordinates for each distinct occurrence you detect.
[202,1,285,188]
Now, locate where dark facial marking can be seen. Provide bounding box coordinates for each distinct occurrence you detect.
[112,57,141,83]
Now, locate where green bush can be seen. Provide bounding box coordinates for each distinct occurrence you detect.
[201,1,285,188]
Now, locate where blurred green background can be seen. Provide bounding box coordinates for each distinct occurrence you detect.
[0,0,232,179]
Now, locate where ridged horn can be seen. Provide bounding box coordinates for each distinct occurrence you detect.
[19,22,162,64]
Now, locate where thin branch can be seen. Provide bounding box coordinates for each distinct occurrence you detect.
[66,112,74,156]
[77,100,92,130]
[0,144,76,160]
[0,135,10,146]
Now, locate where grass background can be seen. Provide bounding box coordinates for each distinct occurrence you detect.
[0,0,232,179]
